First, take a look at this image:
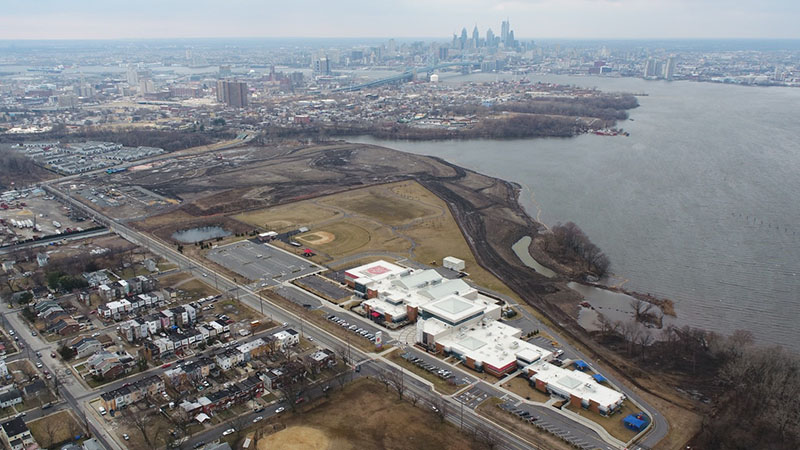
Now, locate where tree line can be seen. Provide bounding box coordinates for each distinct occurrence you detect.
[540,221,611,277]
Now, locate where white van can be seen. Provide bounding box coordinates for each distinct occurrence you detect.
[98,406,107,415]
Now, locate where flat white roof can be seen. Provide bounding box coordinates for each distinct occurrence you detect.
[345,260,407,284]
[422,295,485,324]
[437,320,550,372]
[526,360,625,409]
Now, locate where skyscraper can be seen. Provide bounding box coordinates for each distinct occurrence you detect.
[664,57,676,80]
[472,25,480,47]
[501,19,510,45]
[486,28,495,47]
[460,28,468,49]
[216,80,248,108]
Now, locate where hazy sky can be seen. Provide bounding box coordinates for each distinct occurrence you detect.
[1,0,798,40]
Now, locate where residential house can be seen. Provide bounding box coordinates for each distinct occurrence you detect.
[305,348,336,374]
[0,417,36,450]
[0,389,22,408]
[69,337,102,359]
[272,329,299,349]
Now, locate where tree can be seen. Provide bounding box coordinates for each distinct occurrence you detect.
[41,417,61,448]
[384,368,406,400]
[429,397,448,423]
[469,424,499,450]
[122,408,156,448]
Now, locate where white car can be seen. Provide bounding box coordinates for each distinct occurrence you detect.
[252,416,263,423]
[275,406,285,414]
[122,434,130,441]
[222,428,235,436]
[36,362,43,368]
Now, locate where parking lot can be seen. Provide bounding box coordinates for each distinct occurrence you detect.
[456,385,491,409]
[294,275,352,302]
[498,400,605,450]
[400,351,460,383]
[326,313,384,345]
[206,240,322,285]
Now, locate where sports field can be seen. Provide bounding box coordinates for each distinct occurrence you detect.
[232,181,519,299]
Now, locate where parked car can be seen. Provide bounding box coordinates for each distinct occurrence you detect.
[222,428,235,436]
[275,406,285,414]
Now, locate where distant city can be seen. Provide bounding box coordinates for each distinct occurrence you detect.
[0,25,798,135]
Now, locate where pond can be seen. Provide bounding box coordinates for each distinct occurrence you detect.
[171,226,231,243]
[511,236,556,278]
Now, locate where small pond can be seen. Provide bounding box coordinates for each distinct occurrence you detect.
[172,226,231,243]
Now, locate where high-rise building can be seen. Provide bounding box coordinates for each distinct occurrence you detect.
[643,58,657,77]
[219,65,232,77]
[314,57,330,75]
[139,79,155,95]
[664,57,676,80]
[501,19,510,45]
[216,80,248,108]
[472,25,480,47]
[486,28,495,47]
[460,28,468,49]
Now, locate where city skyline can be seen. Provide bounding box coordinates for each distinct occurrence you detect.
[1,0,799,40]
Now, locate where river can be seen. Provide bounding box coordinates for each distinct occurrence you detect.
[351,73,800,352]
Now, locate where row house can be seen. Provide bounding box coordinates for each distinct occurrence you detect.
[98,299,132,320]
[51,317,80,336]
[100,375,165,411]
[164,357,216,387]
[69,337,102,359]
[262,361,306,390]
[180,375,265,419]
[86,352,124,380]
[272,328,299,349]
[305,348,336,374]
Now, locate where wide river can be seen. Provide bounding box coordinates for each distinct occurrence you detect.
[352,73,800,352]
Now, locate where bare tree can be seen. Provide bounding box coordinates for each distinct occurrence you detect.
[407,390,421,407]
[121,407,156,448]
[630,299,654,322]
[429,396,448,423]
[41,417,61,448]
[384,368,406,400]
[469,424,499,450]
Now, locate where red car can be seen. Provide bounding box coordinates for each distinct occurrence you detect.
[161,363,172,369]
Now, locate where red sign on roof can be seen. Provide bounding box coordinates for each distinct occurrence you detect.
[366,265,390,275]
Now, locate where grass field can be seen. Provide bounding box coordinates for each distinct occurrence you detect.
[319,185,440,226]
[230,181,520,300]
[28,410,82,448]
[565,402,639,442]
[233,202,341,232]
[500,376,551,403]
[250,378,481,450]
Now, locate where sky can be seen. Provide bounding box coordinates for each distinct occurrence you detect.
[1,0,798,40]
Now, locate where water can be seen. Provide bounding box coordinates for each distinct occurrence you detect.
[171,226,230,243]
[511,236,556,278]
[350,74,800,351]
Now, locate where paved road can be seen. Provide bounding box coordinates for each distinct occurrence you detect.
[44,182,665,450]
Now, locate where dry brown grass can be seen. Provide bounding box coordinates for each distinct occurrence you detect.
[255,378,480,450]
[28,411,81,448]
[500,376,551,403]
[233,202,341,232]
[565,402,639,442]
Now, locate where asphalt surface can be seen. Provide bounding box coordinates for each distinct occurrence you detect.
[42,182,668,450]
[206,240,322,287]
